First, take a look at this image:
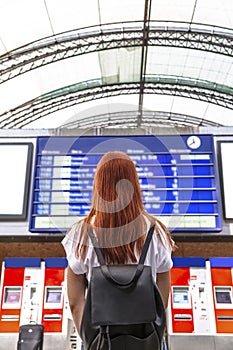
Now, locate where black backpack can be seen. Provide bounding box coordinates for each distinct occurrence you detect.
[80,225,166,350]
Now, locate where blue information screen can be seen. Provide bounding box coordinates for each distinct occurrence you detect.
[29,134,222,233]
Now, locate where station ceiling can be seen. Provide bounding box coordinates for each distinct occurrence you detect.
[0,0,233,130]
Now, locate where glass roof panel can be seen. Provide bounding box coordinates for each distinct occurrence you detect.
[151,0,233,30]
[151,0,197,22]
[0,72,42,114]
[70,95,140,124]
[171,96,208,118]
[0,52,101,115]
[22,107,79,130]
[147,47,233,86]
[0,0,52,52]
[45,0,100,33]
[193,0,233,29]
[99,47,142,83]
[203,103,233,126]
[143,94,233,126]
[24,94,140,129]
[99,0,145,23]
[34,53,102,93]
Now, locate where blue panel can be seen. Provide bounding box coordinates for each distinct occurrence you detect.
[209,257,233,268]
[4,257,41,268]
[45,257,68,268]
[172,257,206,267]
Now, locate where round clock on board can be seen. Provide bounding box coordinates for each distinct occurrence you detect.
[186,135,201,149]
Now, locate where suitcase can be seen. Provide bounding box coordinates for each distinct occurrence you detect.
[17,324,44,350]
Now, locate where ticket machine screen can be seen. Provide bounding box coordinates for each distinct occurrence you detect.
[216,291,231,304]
[44,287,63,308]
[172,286,191,308]
[3,287,22,308]
[215,287,232,304]
[46,288,62,304]
[174,290,189,304]
[214,287,233,307]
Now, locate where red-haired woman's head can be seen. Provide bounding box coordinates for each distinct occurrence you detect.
[91,151,144,220]
[76,151,147,263]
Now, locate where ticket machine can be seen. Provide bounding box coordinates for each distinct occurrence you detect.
[42,257,68,333]
[167,257,215,350]
[0,257,45,350]
[209,258,233,336]
[0,257,71,350]
[0,257,43,333]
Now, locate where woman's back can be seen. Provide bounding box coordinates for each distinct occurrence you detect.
[62,151,175,350]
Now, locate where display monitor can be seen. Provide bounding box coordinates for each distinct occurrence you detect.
[172,286,191,308]
[3,287,22,308]
[0,143,33,219]
[44,287,62,308]
[30,135,221,233]
[216,291,232,304]
[214,287,233,308]
[218,141,233,219]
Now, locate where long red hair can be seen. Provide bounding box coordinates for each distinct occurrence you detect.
[76,151,174,264]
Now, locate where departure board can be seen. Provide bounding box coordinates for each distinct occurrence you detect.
[29,135,222,233]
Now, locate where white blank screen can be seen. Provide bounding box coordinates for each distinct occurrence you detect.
[0,144,30,216]
[220,142,233,219]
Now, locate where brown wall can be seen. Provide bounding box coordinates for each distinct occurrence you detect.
[0,240,232,271]
[172,241,233,258]
[0,241,66,262]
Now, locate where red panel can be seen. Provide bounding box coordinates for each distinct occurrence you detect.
[43,311,63,332]
[44,268,65,286]
[215,310,233,333]
[211,268,232,286]
[170,267,190,286]
[171,309,194,333]
[211,268,233,333]
[0,268,24,333]
[42,267,65,333]
[170,267,194,333]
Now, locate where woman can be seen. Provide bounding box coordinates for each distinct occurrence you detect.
[62,151,176,350]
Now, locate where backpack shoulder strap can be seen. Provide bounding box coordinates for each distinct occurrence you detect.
[88,224,155,266]
[138,224,155,265]
[87,227,105,266]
